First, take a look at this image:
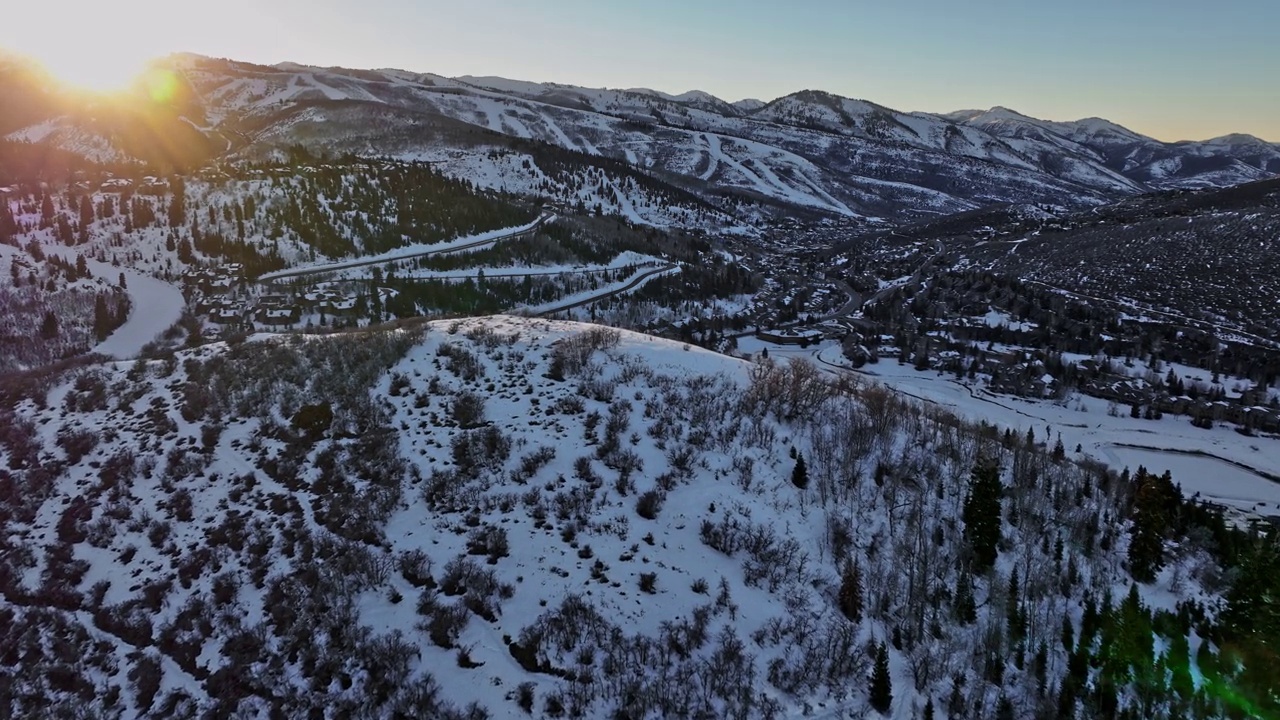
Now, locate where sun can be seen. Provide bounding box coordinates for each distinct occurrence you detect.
[39,51,151,94]
[1,1,173,94]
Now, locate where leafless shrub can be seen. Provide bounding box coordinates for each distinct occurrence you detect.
[635,490,664,520]
[438,343,484,381]
[400,550,436,588]
[549,327,621,378]
[451,390,486,428]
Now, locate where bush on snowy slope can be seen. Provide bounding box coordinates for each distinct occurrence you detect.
[0,316,1273,718]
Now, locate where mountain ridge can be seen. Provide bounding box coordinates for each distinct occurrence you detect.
[3,51,1278,224]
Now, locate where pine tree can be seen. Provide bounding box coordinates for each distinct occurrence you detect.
[946,676,966,718]
[93,294,111,341]
[870,642,893,714]
[922,698,935,720]
[79,195,94,238]
[40,192,55,228]
[40,311,59,340]
[962,459,1003,569]
[1128,469,1169,583]
[838,559,863,622]
[954,572,977,624]
[168,176,186,228]
[995,694,1015,720]
[1007,568,1025,642]
[791,454,809,490]
[0,202,16,243]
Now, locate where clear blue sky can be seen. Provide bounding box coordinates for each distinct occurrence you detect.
[4,0,1276,141]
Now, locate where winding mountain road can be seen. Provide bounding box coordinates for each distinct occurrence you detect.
[530,264,679,316]
[255,213,554,284]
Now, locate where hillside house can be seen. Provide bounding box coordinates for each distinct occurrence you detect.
[257,306,300,326]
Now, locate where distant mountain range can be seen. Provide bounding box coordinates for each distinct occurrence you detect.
[3,52,1277,223]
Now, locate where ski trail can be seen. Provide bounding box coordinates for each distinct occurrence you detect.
[699,132,720,181]
[539,112,582,153]
[610,179,648,226]
[501,112,533,139]
[793,168,858,217]
[304,73,347,100]
[470,98,505,133]
[705,133,771,191]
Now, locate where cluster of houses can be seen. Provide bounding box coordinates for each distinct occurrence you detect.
[829,313,1280,434]
[182,262,384,331]
[1073,369,1280,433]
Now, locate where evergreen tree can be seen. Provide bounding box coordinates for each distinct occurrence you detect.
[922,698,935,720]
[791,454,809,490]
[169,176,186,228]
[963,459,1003,569]
[93,294,111,341]
[946,676,966,718]
[40,311,59,339]
[1128,469,1170,583]
[954,572,977,624]
[1007,568,1026,643]
[0,202,16,244]
[40,192,55,229]
[869,642,893,714]
[995,694,1015,720]
[838,559,863,622]
[79,194,94,237]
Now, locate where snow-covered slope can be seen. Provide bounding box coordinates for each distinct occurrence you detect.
[945,107,1280,190]
[0,315,1233,718]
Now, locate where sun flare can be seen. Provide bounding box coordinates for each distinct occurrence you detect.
[38,51,150,94]
[0,0,179,94]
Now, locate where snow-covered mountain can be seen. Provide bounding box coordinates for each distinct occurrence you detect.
[944,107,1280,190]
[3,53,1277,224]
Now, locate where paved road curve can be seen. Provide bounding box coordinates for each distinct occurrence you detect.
[256,213,554,284]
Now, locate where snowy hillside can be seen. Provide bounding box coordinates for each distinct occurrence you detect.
[945,107,1280,191]
[4,53,1276,224]
[1,315,1273,718]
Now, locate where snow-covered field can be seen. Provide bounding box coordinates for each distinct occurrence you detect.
[1098,445,1280,516]
[40,246,186,360]
[91,271,184,359]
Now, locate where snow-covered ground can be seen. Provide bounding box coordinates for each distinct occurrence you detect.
[39,247,186,360]
[0,315,1236,717]
[92,271,184,359]
[1098,445,1280,516]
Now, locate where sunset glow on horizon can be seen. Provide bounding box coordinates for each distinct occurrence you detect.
[2,0,1276,142]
